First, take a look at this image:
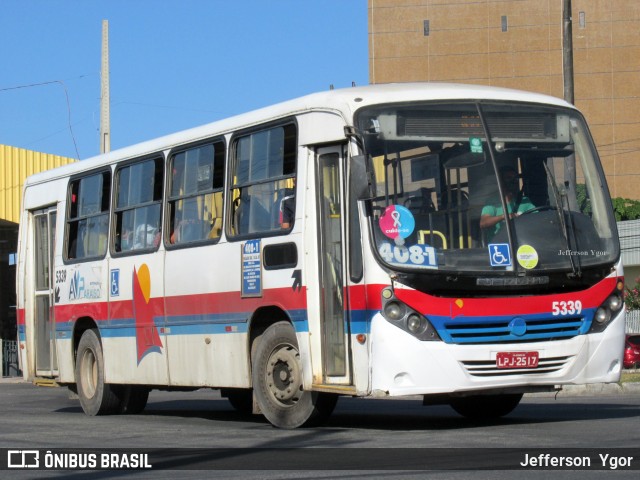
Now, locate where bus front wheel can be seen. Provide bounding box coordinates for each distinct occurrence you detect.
[252,321,337,429]
[449,393,523,419]
[75,329,121,416]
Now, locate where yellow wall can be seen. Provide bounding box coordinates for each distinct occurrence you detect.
[0,145,76,223]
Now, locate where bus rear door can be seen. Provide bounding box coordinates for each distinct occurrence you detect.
[31,206,59,378]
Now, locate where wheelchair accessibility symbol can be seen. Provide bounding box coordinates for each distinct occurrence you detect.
[110,269,120,297]
[488,243,512,267]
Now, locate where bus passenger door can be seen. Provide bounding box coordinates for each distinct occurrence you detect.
[313,146,352,385]
[32,207,58,378]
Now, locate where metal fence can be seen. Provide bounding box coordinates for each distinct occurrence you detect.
[1,339,21,377]
[627,310,640,334]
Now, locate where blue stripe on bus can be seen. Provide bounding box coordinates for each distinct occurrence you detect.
[349,309,377,334]
[22,308,378,341]
[102,308,311,337]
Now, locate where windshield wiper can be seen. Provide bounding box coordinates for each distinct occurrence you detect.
[543,161,581,278]
[476,103,516,272]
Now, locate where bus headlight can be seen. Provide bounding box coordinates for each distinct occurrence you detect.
[384,301,405,321]
[588,287,623,334]
[606,294,623,313]
[594,307,610,325]
[380,288,441,342]
[407,314,425,334]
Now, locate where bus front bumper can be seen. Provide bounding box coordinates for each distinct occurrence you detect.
[369,310,625,397]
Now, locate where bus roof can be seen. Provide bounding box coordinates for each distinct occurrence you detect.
[24,82,574,186]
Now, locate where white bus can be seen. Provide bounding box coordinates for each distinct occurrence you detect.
[17,83,624,428]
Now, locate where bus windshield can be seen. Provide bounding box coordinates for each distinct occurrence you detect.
[356,102,619,283]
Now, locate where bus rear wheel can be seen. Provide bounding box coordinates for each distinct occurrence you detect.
[75,329,121,416]
[449,393,523,419]
[252,321,337,429]
[118,386,149,414]
[221,388,253,414]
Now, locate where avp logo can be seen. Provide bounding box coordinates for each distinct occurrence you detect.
[7,450,39,468]
[69,271,85,300]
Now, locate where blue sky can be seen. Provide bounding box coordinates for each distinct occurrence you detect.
[0,0,369,160]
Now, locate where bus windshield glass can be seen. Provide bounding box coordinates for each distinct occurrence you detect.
[356,102,619,278]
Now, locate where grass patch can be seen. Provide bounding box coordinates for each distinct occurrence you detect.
[620,371,640,383]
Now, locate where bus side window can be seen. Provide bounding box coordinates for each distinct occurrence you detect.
[230,124,296,237]
[114,157,163,253]
[168,141,224,246]
[65,171,110,261]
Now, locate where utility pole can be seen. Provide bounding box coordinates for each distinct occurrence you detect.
[562,0,577,209]
[562,0,575,104]
[100,19,111,154]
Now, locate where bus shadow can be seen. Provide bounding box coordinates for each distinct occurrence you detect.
[323,397,640,431]
[54,394,640,432]
[56,399,269,426]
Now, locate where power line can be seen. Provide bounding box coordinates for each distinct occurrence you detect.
[0,76,88,160]
[0,75,91,92]
[58,80,80,160]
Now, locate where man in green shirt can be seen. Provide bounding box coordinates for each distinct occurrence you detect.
[480,166,535,241]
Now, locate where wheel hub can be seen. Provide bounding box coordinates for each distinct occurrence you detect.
[266,345,302,405]
[80,349,97,399]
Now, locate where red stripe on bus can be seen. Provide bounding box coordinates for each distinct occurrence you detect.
[52,286,308,323]
[21,277,617,326]
[393,276,618,317]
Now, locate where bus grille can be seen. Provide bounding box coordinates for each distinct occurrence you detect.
[441,316,585,344]
[461,356,573,377]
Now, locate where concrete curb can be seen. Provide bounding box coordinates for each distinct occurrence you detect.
[0,376,26,384]
[529,382,640,397]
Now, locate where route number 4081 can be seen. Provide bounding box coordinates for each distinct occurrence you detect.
[378,243,437,268]
[551,300,582,316]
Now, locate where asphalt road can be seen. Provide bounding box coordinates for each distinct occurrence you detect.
[0,380,638,479]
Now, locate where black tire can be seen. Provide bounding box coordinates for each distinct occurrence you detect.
[75,329,121,416]
[450,393,523,419]
[252,321,338,428]
[222,388,253,414]
[118,386,149,414]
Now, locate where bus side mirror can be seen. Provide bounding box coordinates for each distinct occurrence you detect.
[350,155,374,201]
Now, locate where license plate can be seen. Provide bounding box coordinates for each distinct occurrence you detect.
[496,351,539,369]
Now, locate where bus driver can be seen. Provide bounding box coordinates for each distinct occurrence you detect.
[480,166,535,241]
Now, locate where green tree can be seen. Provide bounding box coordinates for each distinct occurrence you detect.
[577,184,640,221]
[611,197,640,221]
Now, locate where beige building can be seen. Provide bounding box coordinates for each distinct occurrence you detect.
[369,0,640,199]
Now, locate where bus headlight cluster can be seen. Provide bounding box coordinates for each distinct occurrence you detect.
[589,287,624,333]
[380,288,441,341]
